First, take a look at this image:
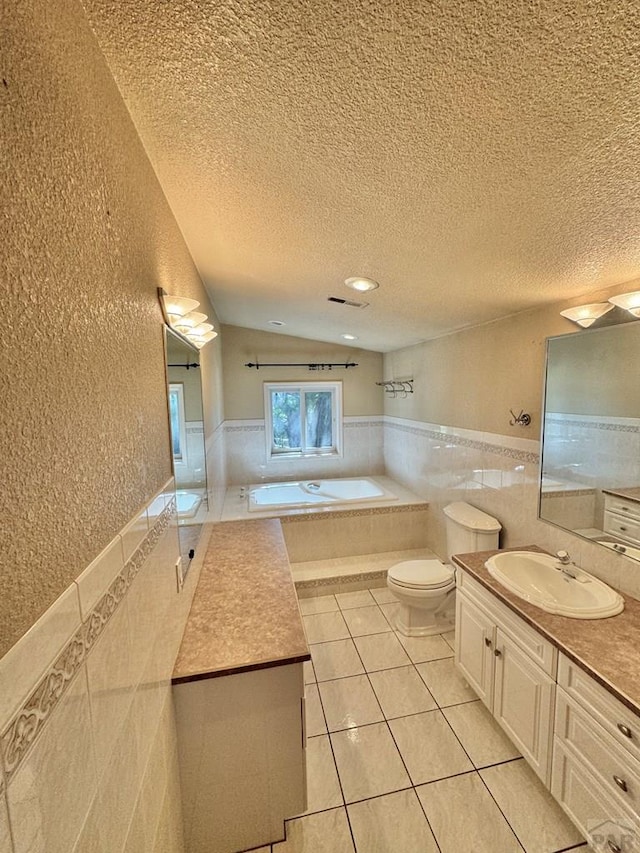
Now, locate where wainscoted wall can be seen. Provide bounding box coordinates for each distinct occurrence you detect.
[224,417,385,485]
[0,482,205,853]
[206,421,228,519]
[383,416,640,602]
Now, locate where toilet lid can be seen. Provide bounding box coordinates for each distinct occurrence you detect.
[388,560,455,590]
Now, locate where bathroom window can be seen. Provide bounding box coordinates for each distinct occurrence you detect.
[168,383,188,465]
[264,382,343,458]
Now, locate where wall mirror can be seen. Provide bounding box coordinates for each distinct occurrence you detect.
[165,328,208,562]
[539,321,640,563]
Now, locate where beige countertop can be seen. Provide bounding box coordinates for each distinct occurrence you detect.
[602,487,640,504]
[452,546,640,718]
[172,518,310,684]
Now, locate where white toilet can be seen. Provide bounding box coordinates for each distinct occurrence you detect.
[387,502,501,636]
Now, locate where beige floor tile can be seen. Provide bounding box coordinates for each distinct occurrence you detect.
[303,660,316,684]
[347,789,439,853]
[354,633,411,672]
[480,759,585,853]
[342,606,391,637]
[443,700,520,768]
[298,595,339,615]
[336,589,376,609]
[441,630,456,650]
[368,665,437,719]
[305,683,327,737]
[331,722,411,803]
[274,807,355,853]
[416,658,478,706]
[417,772,522,853]
[318,675,384,731]
[395,632,454,663]
[311,639,365,682]
[379,602,399,627]
[303,611,349,643]
[389,710,473,784]
[370,587,396,604]
[303,735,343,814]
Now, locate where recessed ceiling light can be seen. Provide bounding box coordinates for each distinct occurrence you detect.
[268,320,286,326]
[341,333,358,341]
[344,276,379,293]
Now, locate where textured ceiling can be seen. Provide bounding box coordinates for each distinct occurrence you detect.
[82,0,640,351]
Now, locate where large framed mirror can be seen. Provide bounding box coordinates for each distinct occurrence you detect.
[539,321,640,563]
[164,328,208,563]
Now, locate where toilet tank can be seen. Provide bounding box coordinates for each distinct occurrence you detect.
[443,502,501,561]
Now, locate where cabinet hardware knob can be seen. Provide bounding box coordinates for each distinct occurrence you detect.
[494,649,502,658]
[484,638,492,648]
[613,775,628,792]
[620,526,628,532]
[607,841,622,853]
[617,723,633,739]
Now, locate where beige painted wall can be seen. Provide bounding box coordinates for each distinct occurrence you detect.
[545,320,640,417]
[222,325,384,420]
[383,285,640,436]
[1,0,223,656]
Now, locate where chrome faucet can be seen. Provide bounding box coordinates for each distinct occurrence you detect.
[555,550,577,578]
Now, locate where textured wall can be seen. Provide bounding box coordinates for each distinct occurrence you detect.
[222,325,383,420]
[1,0,221,656]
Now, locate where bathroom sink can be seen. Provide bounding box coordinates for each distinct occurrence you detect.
[484,551,624,619]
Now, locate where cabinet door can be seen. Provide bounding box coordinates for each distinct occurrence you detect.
[455,591,495,711]
[493,628,555,785]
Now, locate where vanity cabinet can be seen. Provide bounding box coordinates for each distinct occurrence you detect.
[174,662,307,853]
[604,493,640,548]
[552,654,640,851]
[455,571,556,785]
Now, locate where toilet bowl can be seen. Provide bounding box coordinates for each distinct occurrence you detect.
[387,559,456,636]
[387,502,501,637]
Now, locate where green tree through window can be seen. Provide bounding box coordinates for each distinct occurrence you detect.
[266,383,342,457]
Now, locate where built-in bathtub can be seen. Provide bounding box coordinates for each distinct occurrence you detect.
[176,489,202,518]
[248,477,397,512]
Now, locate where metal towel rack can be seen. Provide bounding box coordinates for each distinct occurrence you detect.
[376,379,414,398]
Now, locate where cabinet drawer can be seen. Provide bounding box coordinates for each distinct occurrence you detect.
[605,495,640,521]
[552,739,640,849]
[456,569,557,677]
[556,690,640,817]
[558,655,640,763]
[604,511,640,545]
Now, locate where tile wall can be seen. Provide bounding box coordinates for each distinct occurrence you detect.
[174,421,206,491]
[224,417,384,485]
[206,421,228,518]
[383,415,640,602]
[0,480,205,853]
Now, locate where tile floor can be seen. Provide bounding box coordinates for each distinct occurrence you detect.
[251,586,589,853]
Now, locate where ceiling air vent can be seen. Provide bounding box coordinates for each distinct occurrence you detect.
[327,296,369,309]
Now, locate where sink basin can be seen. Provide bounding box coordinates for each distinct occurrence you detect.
[484,551,624,619]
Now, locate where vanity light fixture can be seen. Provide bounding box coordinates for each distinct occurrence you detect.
[608,290,640,318]
[559,302,614,328]
[158,288,217,349]
[344,276,379,293]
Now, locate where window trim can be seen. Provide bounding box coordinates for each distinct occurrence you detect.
[169,383,188,467]
[264,381,343,460]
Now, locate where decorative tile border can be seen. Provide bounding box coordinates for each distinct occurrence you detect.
[295,569,387,590]
[545,416,640,434]
[279,503,428,524]
[344,420,384,429]
[0,499,176,781]
[384,420,540,465]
